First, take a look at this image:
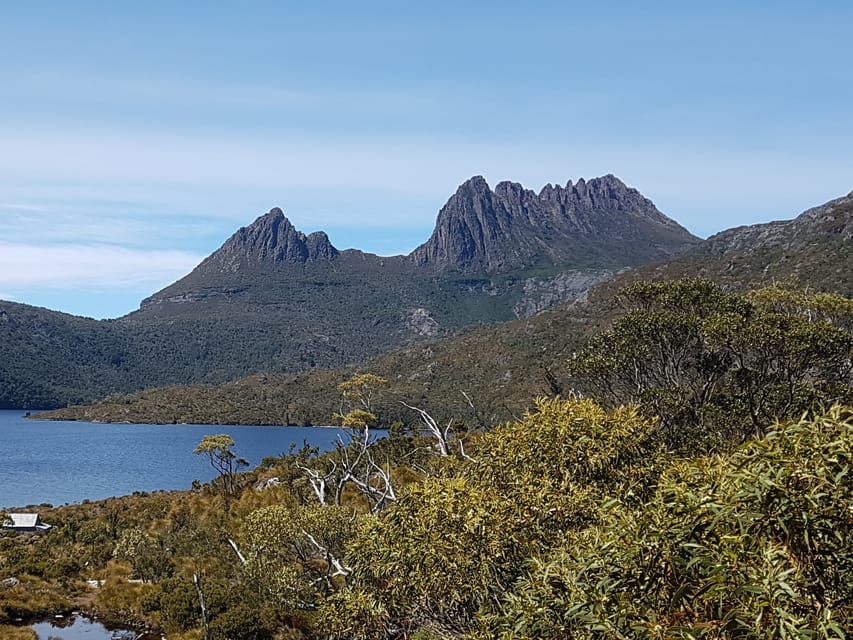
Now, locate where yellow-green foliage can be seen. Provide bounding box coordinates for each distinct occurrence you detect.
[0,575,72,622]
[477,397,661,496]
[319,587,391,640]
[336,373,389,427]
[8,385,853,640]
[93,577,158,619]
[241,504,355,611]
[480,406,853,639]
[331,398,660,637]
[0,625,37,640]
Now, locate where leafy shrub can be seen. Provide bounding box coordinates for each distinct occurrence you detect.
[570,280,853,447]
[481,406,853,639]
[209,603,273,640]
[339,398,659,637]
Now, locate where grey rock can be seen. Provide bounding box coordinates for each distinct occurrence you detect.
[406,308,440,336]
[202,208,339,272]
[411,174,699,273]
[512,270,618,318]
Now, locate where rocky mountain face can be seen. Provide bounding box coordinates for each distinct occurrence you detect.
[196,208,339,273]
[411,175,699,272]
[140,174,695,314]
[704,190,853,254]
[11,174,849,411]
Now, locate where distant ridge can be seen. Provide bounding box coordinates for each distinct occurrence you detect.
[705,189,853,254]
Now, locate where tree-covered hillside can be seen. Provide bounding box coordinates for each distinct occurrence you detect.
[41,280,853,430]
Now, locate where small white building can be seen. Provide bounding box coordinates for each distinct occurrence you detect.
[2,513,52,533]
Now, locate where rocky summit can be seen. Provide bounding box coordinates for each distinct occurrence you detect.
[197,208,339,272]
[0,174,721,409]
[411,174,698,272]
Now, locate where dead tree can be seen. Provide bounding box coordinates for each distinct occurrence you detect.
[401,401,451,457]
[302,529,351,582]
[297,425,398,513]
[295,460,337,505]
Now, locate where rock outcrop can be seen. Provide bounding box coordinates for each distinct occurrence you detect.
[410,175,699,272]
[200,208,339,273]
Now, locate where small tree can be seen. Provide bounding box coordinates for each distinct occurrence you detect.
[193,434,248,496]
[569,279,853,446]
[335,374,388,427]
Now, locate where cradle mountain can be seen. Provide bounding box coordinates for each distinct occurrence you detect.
[1,174,699,409]
[5,176,852,414]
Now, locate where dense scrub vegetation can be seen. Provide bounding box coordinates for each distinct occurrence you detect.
[5,401,852,638]
[7,280,853,639]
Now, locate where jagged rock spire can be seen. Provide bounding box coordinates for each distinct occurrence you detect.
[201,208,338,272]
[410,175,698,272]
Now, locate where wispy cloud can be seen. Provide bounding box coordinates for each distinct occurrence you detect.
[8,69,413,118]
[0,202,48,213]
[0,209,225,249]
[0,243,204,289]
[1,125,851,242]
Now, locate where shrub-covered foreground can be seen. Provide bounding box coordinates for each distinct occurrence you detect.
[2,400,851,639]
[319,401,852,639]
[3,281,851,639]
[478,404,853,640]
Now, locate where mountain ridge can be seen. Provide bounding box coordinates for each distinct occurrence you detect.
[36,185,853,424]
[411,174,697,272]
[7,175,848,411]
[137,173,695,317]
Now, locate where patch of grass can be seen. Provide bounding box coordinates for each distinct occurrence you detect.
[0,624,37,640]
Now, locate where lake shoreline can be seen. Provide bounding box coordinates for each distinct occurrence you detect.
[0,410,361,510]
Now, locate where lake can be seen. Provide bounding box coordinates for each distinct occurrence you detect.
[31,614,151,640]
[0,410,358,509]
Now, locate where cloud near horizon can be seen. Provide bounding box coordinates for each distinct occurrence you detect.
[0,243,204,290]
[3,124,853,239]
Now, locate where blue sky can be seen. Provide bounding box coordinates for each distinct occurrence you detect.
[2,1,852,319]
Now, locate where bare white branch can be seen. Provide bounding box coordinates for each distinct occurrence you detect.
[401,401,451,457]
[227,538,247,565]
[458,439,477,463]
[296,460,337,505]
[301,529,351,578]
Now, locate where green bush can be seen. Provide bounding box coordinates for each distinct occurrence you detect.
[209,603,273,640]
[480,406,853,639]
[337,398,659,637]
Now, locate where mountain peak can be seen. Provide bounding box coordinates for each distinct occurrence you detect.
[410,174,699,272]
[457,175,491,193]
[200,208,339,272]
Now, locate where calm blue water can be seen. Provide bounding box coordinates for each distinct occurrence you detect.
[0,410,354,509]
[32,615,148,639]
